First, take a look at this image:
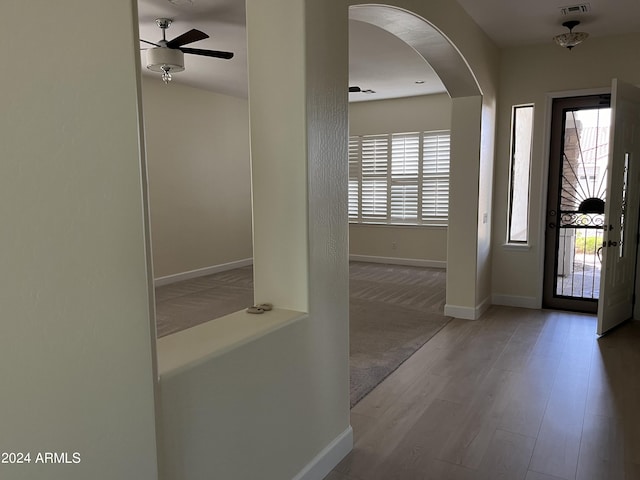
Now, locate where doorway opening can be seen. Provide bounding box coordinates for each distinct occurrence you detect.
[543,94,611,313]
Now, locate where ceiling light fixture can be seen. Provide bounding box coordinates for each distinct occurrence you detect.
[553,20,589,50]
[147,48,185,84]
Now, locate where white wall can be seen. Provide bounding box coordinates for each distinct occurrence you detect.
[0,1,159,479]
[350,225,448,265]
[492,33,640,307]
[349,95,450,264]
[142,79,252,278]
[349,93,452,135]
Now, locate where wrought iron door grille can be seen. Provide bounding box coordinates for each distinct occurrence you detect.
[554,107,611,300]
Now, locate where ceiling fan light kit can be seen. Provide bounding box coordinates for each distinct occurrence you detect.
[146,48,185,83]
[553,20,589,50]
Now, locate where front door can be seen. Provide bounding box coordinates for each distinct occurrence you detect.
[543,94,611,313]
[597,79,640,335]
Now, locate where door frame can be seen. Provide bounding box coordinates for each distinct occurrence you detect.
[542,94,611,313]
[536,88,612,309]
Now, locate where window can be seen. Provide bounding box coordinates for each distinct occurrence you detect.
[508,105,534,243]
[349,131,450,226]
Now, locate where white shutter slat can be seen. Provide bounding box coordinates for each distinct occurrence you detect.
[391,133,420,180]
[348,137,360,221]
[423,135,450,175]
[360,135,389,221]
[361,135,388,176]
[391,133,420,221]
[391,133,420,178]
[348,137,360,177]
[361,179,388,219]
[348,180,359,219]
[422,177,449,223]
[422,132,450,225]
[391,184,418,220]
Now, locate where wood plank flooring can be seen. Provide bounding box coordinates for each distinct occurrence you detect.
[326,306,640,480]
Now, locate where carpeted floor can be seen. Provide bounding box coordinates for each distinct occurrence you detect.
[155,266,254,338]
[348,262,450,406]
[155,261,450,406]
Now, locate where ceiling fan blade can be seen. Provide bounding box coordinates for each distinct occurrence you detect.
[166,29,209,48]
[180,47,234,59]
[140,39,160,47]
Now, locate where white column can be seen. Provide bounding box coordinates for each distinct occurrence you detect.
[446,95,484,318]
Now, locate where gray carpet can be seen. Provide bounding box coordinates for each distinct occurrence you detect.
[348,262,450,406]
[155,262,450,406]
[155,266,254,338]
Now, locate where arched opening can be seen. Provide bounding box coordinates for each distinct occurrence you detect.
[349,5,481,98]
[346,4,485,406]
[348,4,487,322]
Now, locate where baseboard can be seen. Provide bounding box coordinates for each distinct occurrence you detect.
[293,426,353,480]
[349,254,446,269]
[476,296,491,318]
[492,294,540,309]
[445,296,491,320]
[154,258,253,287]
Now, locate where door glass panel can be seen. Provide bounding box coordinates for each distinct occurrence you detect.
[556,107,611,300]
[619,152,630,258]
[508,105,534,243]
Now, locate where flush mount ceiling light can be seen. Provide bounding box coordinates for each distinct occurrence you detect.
[553,20,589,50]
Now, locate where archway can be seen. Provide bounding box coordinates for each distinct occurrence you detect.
[349,5,480,98]
[349,4,488,319]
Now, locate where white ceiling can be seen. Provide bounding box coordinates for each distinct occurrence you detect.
[137,0,640,101]
[456,0,640,48]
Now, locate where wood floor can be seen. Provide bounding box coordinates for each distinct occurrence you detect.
[326,306,640,480]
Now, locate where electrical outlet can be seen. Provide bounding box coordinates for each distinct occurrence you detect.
[392,242,397,250]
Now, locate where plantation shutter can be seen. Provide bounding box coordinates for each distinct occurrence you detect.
[348,130,450,226]
[361,135,389,221]
[422,132,450,225]
[390,133,420,222]
[348,137,360,221]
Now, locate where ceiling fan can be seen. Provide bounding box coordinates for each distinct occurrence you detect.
[141,18,234,84]
[349,86,375,94]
